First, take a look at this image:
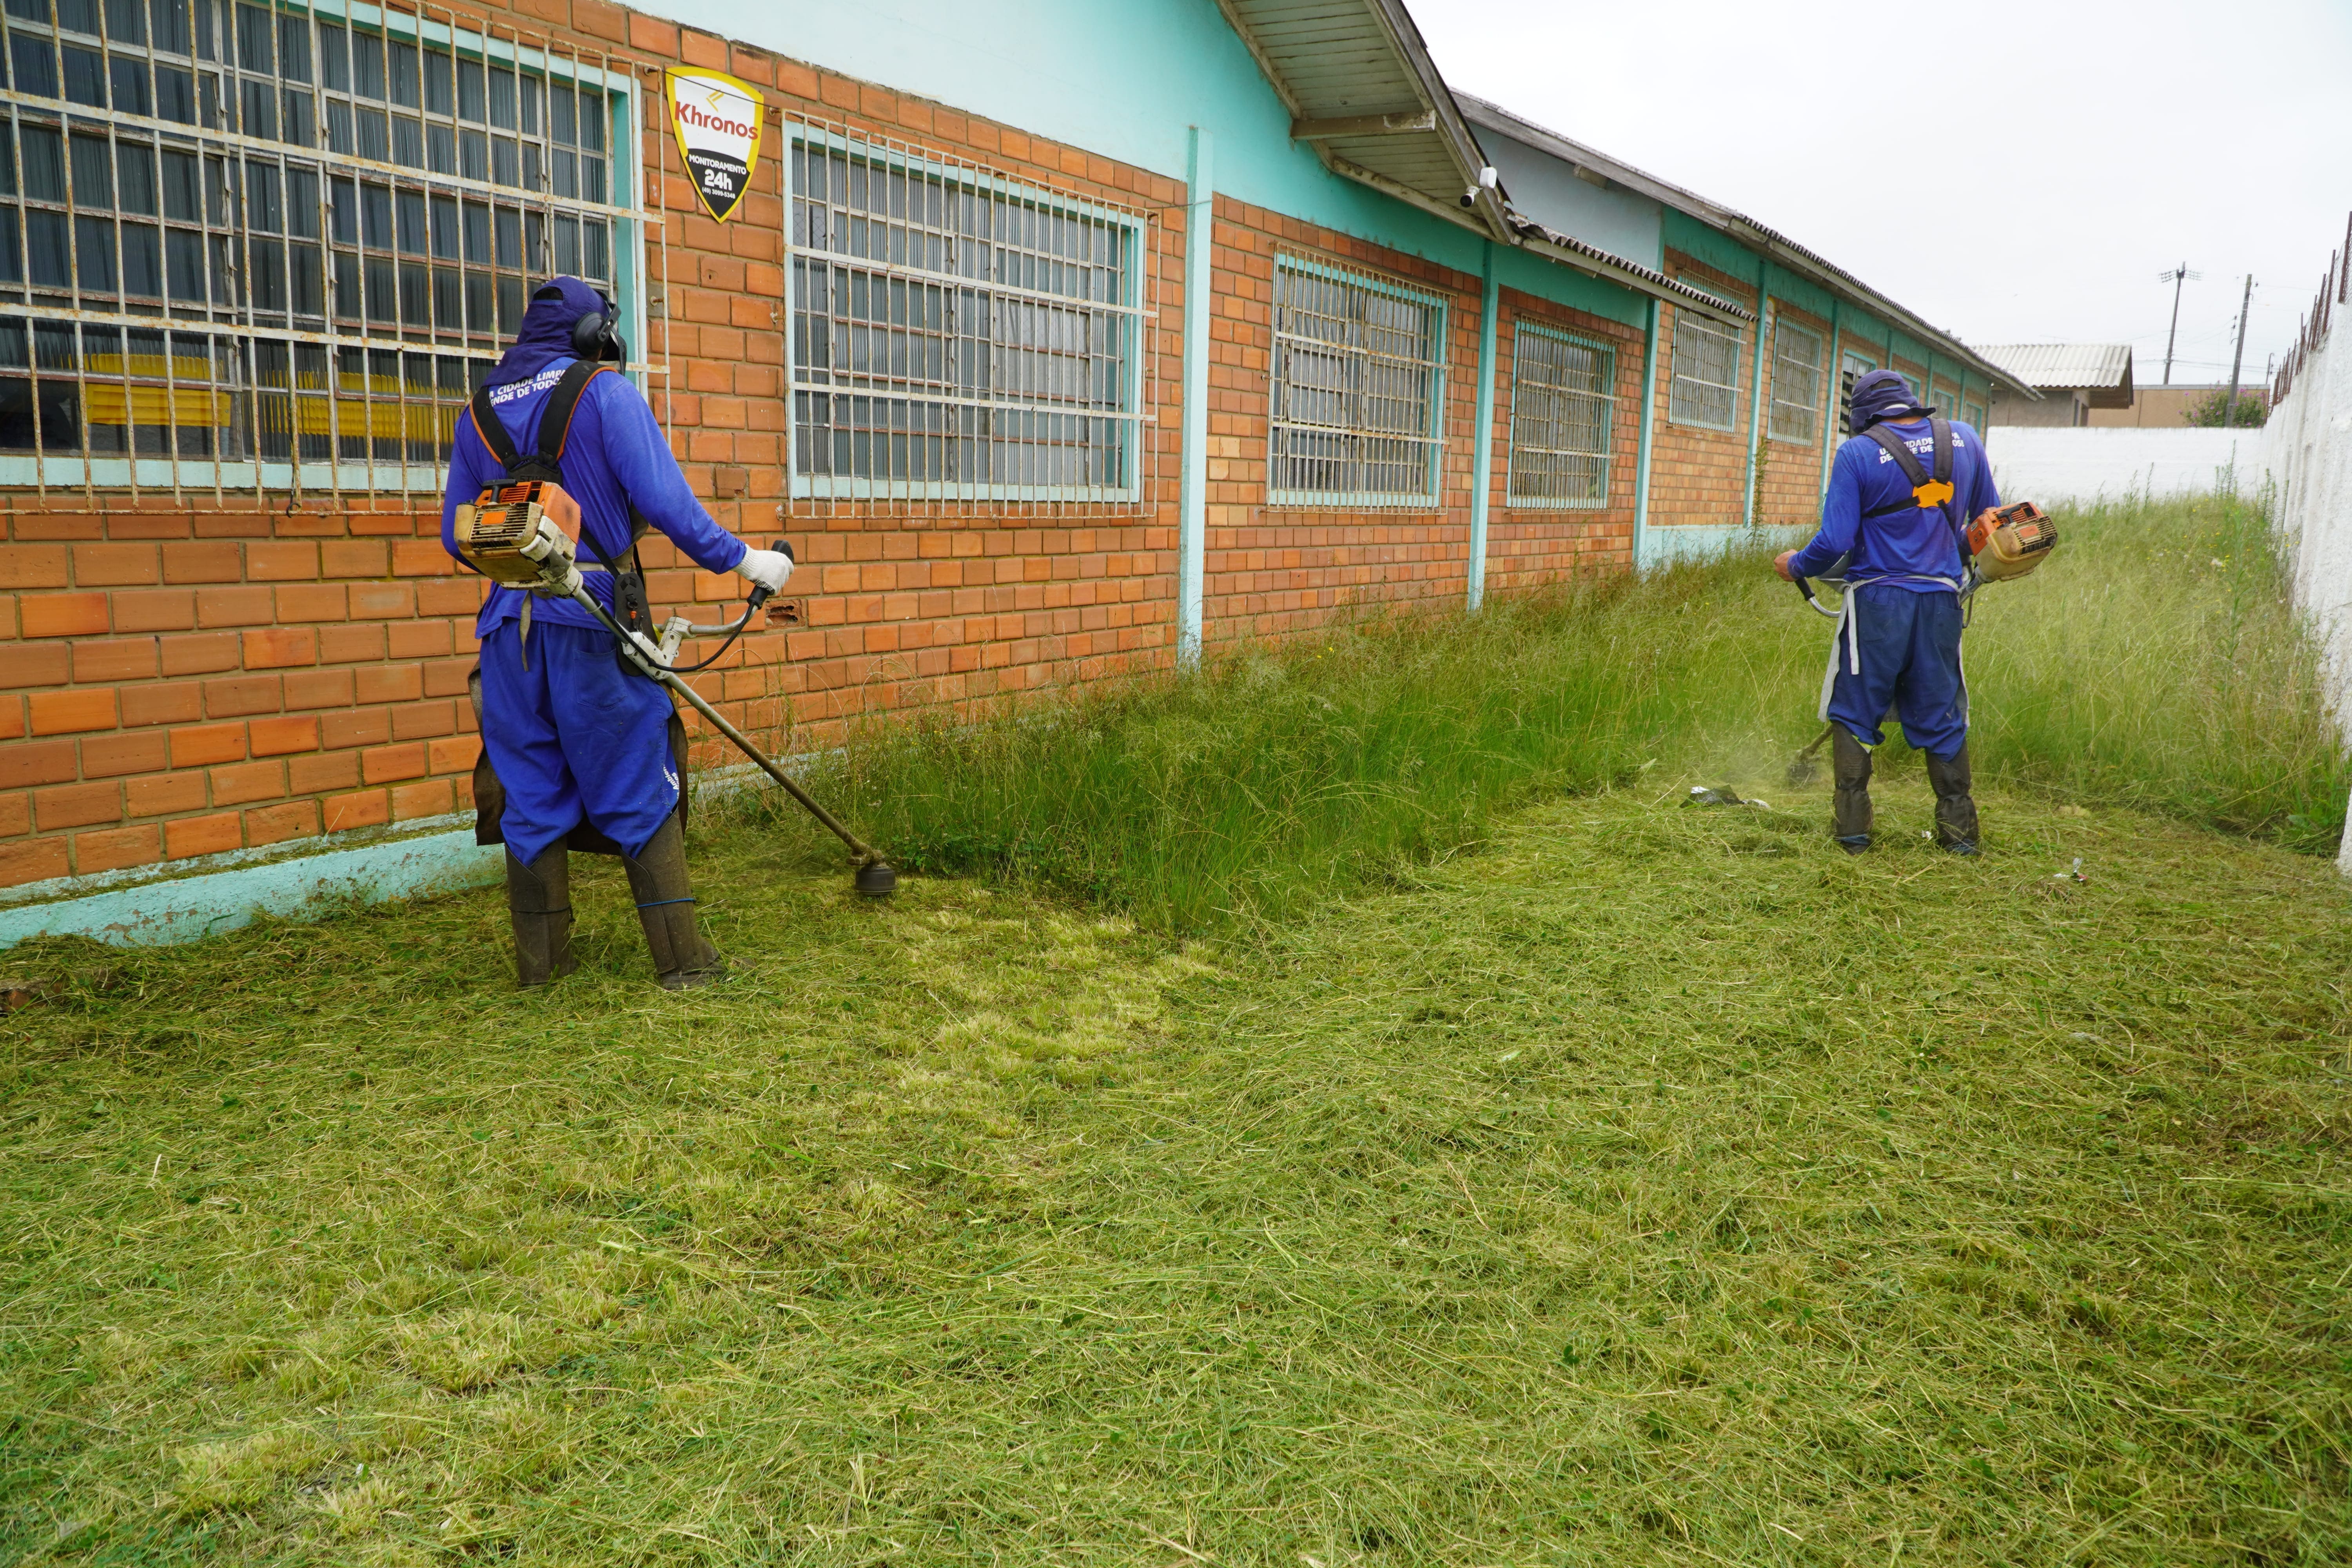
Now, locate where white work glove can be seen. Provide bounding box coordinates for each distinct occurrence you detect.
[732,546,793,594]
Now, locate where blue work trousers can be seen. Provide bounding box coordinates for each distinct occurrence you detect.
[1820,585,1968,759]
[477,616,678,863]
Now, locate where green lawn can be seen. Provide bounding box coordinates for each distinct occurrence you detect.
[5,769,2349,1564]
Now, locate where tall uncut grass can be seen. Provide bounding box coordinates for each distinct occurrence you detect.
[775,490,2347,931]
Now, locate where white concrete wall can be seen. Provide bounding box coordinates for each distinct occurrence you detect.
[2259,331,2352,876]
[1986,427,2267,507]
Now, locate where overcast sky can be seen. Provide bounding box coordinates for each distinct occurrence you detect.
[1413,0,2352,390]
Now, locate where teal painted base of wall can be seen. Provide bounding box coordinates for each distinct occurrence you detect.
[1638,523,1809,570]
[0,828,503,949]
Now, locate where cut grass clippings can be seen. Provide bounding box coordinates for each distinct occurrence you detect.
[2,780,2350,1563]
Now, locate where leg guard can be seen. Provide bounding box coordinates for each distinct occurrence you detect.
[1926,744,1980,855]
[1832,728,1874,854]
[622,811,725,990]
[505,844,576,987]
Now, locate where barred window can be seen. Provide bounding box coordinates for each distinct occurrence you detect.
[1269,256,1444,505]
[1839,351,1875,428]
[1768,318,1821,443]
[1506,323,1610,507]
[0,0,628,494]
[786,131,1143,502]
[1667,308,1740,430]
[1964,399,1984,429]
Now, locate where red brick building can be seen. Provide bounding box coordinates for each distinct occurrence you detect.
[0,0,2027,937]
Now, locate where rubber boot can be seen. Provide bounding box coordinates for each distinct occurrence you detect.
[622,811,726,990]
[1831,728,1874,854]
[505,844,576,987]
[1926,744,1981,856]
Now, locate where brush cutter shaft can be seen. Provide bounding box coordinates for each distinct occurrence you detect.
[564,583,884,866]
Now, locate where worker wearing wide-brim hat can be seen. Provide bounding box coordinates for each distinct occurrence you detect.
[439,277,793,989]
[1775,368,2002,855]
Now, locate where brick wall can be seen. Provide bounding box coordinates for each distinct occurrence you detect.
[0,501,479,889]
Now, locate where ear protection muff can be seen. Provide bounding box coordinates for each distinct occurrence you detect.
[570,292,624,364]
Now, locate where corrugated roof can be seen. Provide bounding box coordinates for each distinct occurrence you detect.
[1213,0,1512,242]
[1455,93,2039,402]
[1975,343,2135,391]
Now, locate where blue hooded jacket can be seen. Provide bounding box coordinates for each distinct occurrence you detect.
[1788,370,2001,592]
[440,276,747,635]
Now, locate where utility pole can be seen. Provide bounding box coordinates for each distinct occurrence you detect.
[2159,263,2201,384]
[2223,274,2253,428]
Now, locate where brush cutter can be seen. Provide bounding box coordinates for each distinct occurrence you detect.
[460,497,898,897]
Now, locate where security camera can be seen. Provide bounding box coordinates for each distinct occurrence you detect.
[1459,165,1499,209]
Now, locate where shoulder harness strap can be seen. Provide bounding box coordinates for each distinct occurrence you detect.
[1862,418,1956,514]
[536,360,605,468]
[464,359,605,479]
[465,383,519,470]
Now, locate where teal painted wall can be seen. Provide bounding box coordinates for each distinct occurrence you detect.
[1481,129,1661,269]
[638,0,1644,325]
[1662,209,1761,292]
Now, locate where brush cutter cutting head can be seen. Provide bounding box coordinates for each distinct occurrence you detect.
[855,861,898,898]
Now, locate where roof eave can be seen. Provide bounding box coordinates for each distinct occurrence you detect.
[1508,215,1752,325]
[1718,218,2041,401]
[1455,94,2040,402]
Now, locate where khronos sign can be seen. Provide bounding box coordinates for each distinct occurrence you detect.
[666,68,764,223]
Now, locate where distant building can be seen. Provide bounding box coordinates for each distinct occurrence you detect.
[2088,383,2270,428]
[1978,345,2136,426]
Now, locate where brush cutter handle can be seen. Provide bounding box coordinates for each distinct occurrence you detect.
[744,537,795,614]
[1793,575,1843,619]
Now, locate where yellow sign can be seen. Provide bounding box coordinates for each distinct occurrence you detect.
[666,67,765,224]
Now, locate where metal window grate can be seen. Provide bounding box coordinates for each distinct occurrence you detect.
[1667,307,1740,430]
[0,0,633,504]
[784,120,1152,512]
[1838,351,1875,429]
[1768,318,1820,443]
[1506,321,1610,508]
[1269,254,1444,506]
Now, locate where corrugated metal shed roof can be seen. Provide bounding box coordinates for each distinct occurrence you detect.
[1975,343,2136,392]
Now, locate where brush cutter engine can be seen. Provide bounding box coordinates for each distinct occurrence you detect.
[452,480,585,597]
[1965,501,2057,582]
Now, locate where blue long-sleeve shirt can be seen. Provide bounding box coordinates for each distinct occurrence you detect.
[1788,417,2002,592]
[440,362,747,637]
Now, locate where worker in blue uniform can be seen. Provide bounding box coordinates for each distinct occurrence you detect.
[1775,368,2001,855]
[441,277,793,988]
